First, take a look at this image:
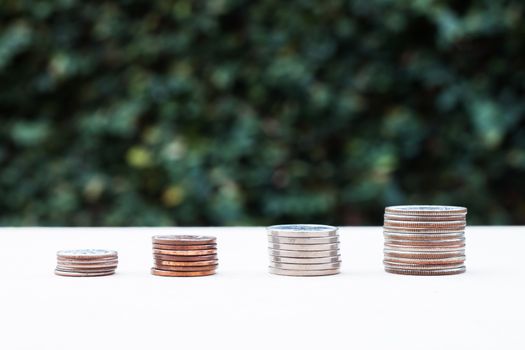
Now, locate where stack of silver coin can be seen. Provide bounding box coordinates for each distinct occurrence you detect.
[55,249,118,277]
[268,224,341,276]
[383,205,467,276]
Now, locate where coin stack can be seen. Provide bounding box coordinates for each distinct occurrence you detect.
[55,249,118,277]
[151,235,218,277]
[268,224,340,276]
[383,205,467,276]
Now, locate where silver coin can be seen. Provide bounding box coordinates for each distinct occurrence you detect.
[383,261,465,270]
[383,256,466,265]
[270,256,341,264]
[384,214,466,222]
[54,270,116,277]
[269,249,339,258]
[384,246,465,253]
[383,226,465,233]
[384,219,466,228]
[383,231,464,240]
[267,224,338,238]
[385,205,467,216]
[57,249,117,259]
[385,266,466,276]
[384,237,465,245]
[268,243,339,251]
[270,262,340,270]
[268,236,339,245]
[384,251,465,259]
[269,267,340,276]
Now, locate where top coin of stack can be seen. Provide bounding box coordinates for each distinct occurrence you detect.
[55,249,118,277]
[268,224,341,276]
[383,205,467,276]
[151,235,218,277]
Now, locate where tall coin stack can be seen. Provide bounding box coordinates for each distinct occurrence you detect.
[383,205,467,276]
[151,235,218,277]
[55,249,118,277]
[268,224,340,276]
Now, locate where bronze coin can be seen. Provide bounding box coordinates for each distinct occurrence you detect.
[152,264,218,272]
[155,259,219,267]
[153,249,217,256]
[152,243,216,250]
[153,254,218,262]
[152,235,216,245]
[151,268,216,277]
[55,270,116,277]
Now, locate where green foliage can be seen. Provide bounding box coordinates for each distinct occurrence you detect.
[1,0,524,225]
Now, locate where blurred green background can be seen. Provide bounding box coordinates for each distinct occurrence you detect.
[1,0,525,226]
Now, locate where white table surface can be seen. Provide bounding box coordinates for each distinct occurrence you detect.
[1,226,523,350]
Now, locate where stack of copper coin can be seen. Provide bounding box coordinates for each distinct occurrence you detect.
[383,205,467,276]
[151,235,218,277]
[268,224,340,276]
[55,249,118,277]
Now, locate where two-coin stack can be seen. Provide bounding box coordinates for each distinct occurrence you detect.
[151,235,218,277]
[55,249,118,277]
[383,205,467,276]
[268,224,341,276]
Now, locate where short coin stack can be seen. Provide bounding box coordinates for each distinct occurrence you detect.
[268,224,341,276]
[55,249,118,277]
[383,205,467,276]
[151,235,218,277]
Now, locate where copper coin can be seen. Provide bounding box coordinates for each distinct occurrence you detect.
[152,235,216,245]
[152,264,217,272]
[55,270,116,277]
[151,268,216,277]
[384,214,466,222]
[153,249,217,256]
[384,256,465,265]
[385,205,467,216]
[152,243,216,250]
[153,254,218,262]
[57,249,117,260]
[385,266,466,276]
[155,259,218,267]
[384,220,466,229]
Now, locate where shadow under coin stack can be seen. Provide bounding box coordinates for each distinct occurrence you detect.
[383,205,467,276]
[151,235,218,277]
[55,249,118,277]
[268,224,340,276]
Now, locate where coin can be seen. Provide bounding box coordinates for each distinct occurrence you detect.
[384,250,465,259]
[152,264,217,272]
[151,268,216,277]
[383,226,466,233]
[385,266,466,276]
[152,235,216,245]
[152,244,216,250]
[56,259,118,266]
[155,259,218,267]
[270,256,341,264]
[384,214,466,222]
[385,237,465,246]
[55,270,116,277]
[384,256,466,265]
[385,242,465,250]
[268,236,339,245]
[270,262,341,270]
[268,243,339,251]
[153,254,218,262]
[383,245,465,253]
[153,249,217,256]
[383,232,464,240]
[55,267,117,273]
[269,267,339,276]
[383,220,466,229]
[57,249,117,259]
[269,249,339,258]
[56,263,118,270]
[383,261,465,270]
[267,224,338,238]
[384,205,467,216]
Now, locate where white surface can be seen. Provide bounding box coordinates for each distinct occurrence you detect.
[0,226,524,350]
